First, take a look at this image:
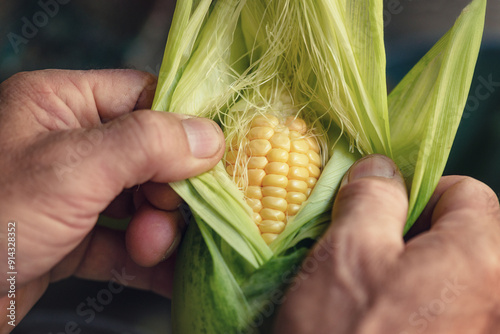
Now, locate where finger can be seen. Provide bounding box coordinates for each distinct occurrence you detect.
[49,69,156,121]
[87,69,157,120]
[403,177,500,276]
[89,111,224,186]
[431,177,500,230]
[126,202,183,267]
[275,155,407,334]
[58,227,175,298]
[94,111,224,198]
[36,111,224,216]
[405,175,472,240]
[323,154,408,270]
[0,69,157,128]
[142,182,183,211]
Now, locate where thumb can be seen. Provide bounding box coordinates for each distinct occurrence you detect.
[48,110,225,206]
[322,154,408,269]
[274,155,407,334]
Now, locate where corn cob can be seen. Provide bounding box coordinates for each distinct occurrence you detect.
[153,0,486,332]
[224,97,325,244]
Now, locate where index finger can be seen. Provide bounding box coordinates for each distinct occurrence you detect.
[321,155,408,271]
[405,176,473,240]
[431,177,500,231]
[1,69,157,127]
[404,176,500,257]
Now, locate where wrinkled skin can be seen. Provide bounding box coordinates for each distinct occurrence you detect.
[276,155,500,334]
[0,69,225,329]
[2,69,500,334]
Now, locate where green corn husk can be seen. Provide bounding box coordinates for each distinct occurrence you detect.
[151,0,487,332]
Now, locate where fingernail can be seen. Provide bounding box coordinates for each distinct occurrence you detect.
[163,232,181,260]
[341,154,400,187]
[182,118,224,159]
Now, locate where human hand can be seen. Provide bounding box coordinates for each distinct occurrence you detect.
[275,154,500,334]
[0,70,224,327]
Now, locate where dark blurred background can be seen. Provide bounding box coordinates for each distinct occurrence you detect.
[0,0,499,333]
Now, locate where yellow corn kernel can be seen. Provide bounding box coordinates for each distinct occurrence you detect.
[289,131,301,139]
[264,162,290,176]
[225,150,239,164]
[286,179,308,194]
[270,133,291,151]
[223,113,324,245]
[263,174,288,188]
[267,148,289,162]
[308,165,321,178]
[306,177,317,188]
[305,136,320,153]
[248,156,268,169]
[261,233,278,244]
[246,198,263,213]
[246,186,263,199]
[247,139,272,156]
[260,208,286,221]
[288,166,309,181]
[248,169,266,186]
[307,150,321,167]
[285,116,307,134]
[262,196,288,212]
[287,204,301,216]
[225,164,238,176]
[286,192,307,205]
[252,115,279,128]
[291,139,309,154]
[229,137,248,151]
[258,220,286,234]
[288,152,309,167]
[262,186,287,198]
[249,127,274,140]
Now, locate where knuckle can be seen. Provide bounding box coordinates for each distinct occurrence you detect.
[0,71,31,97]
[1,70,66,106]
[336,178,408,211]
[455,177,499,216]
[455,176,497,199]
[121,110,182,165]
[124,111,161,153]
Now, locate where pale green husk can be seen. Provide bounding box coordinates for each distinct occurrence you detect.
[152,0,487,332]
